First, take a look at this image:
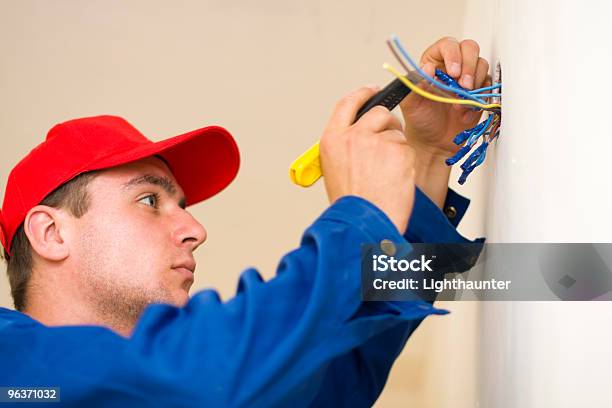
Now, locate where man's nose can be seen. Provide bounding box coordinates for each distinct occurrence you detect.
[172,209,207,251]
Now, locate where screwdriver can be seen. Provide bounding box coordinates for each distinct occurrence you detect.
[289,77,412,187]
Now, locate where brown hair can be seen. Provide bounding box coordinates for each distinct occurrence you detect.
[2,172,98,311]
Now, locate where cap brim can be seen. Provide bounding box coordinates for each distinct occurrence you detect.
[91,125,240,206]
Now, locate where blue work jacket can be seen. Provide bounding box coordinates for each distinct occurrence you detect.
[0,188,480,407]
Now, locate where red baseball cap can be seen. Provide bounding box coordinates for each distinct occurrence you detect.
[0,115,240,255]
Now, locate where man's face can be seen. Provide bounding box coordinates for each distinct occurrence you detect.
[67,157,206,324]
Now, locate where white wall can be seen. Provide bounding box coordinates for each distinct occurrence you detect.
[464,1,612,406]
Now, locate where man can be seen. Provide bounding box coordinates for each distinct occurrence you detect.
[0,37,487,407]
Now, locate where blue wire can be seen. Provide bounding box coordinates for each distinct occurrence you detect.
[458,141,489,184]
[445,115,495,166]
[391,34,487,104]
[461,141,487,171]
[437,69,502,98]
[436,70,502,99]
[435,69,469,95]
[466,115,494,147]
[445,145,472,166]
[453,118,488,145]
[469,83,502,93]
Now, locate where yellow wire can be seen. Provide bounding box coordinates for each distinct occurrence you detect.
[383,63,502,110]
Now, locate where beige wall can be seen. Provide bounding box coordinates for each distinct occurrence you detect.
[0,1,479,406]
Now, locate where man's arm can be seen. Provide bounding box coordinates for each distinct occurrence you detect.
[310,36,491,406]
[310,187,483,407]
[0,196,444,407]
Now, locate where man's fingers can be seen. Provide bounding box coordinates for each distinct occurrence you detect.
[421,62,436,77]
[326,86,380,132]
[474,57,490,90]
[421,36,462,78]
[357,106,403,133]
[459,39,480,90]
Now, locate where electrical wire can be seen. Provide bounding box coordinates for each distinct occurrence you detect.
[469,83,502,93]
[383,63,502,110]
[433,69,480,102]
[386,39,411,75]
[387,36,499,104]
[471,93,501,98]
[466,114,494,146]
[390,34,487,104]
[486,118,501,142]
[386,40,465,100]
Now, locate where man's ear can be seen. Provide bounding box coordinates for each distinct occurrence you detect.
[23,206,70,262]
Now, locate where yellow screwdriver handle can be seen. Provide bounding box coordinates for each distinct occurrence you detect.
[289,142,321,187]
[290,74,414,187]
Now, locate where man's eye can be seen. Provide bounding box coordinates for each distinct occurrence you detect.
[139,194,159,208]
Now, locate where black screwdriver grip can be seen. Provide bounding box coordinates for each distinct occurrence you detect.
[354,78,412,123]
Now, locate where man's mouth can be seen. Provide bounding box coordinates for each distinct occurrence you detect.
[171,259,196,282]
[173,267,194,279]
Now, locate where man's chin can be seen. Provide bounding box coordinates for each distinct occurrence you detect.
[169,289,190,308]
[141,287,190,309]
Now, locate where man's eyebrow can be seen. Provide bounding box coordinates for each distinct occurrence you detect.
[123,174,186,208]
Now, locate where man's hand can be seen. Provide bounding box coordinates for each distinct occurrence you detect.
[399,37,490,208]
[400,37,491,155]
[320,86,416,234]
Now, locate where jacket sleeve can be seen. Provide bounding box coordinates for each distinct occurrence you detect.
[309,187,483,407]
[0,196,445,408]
